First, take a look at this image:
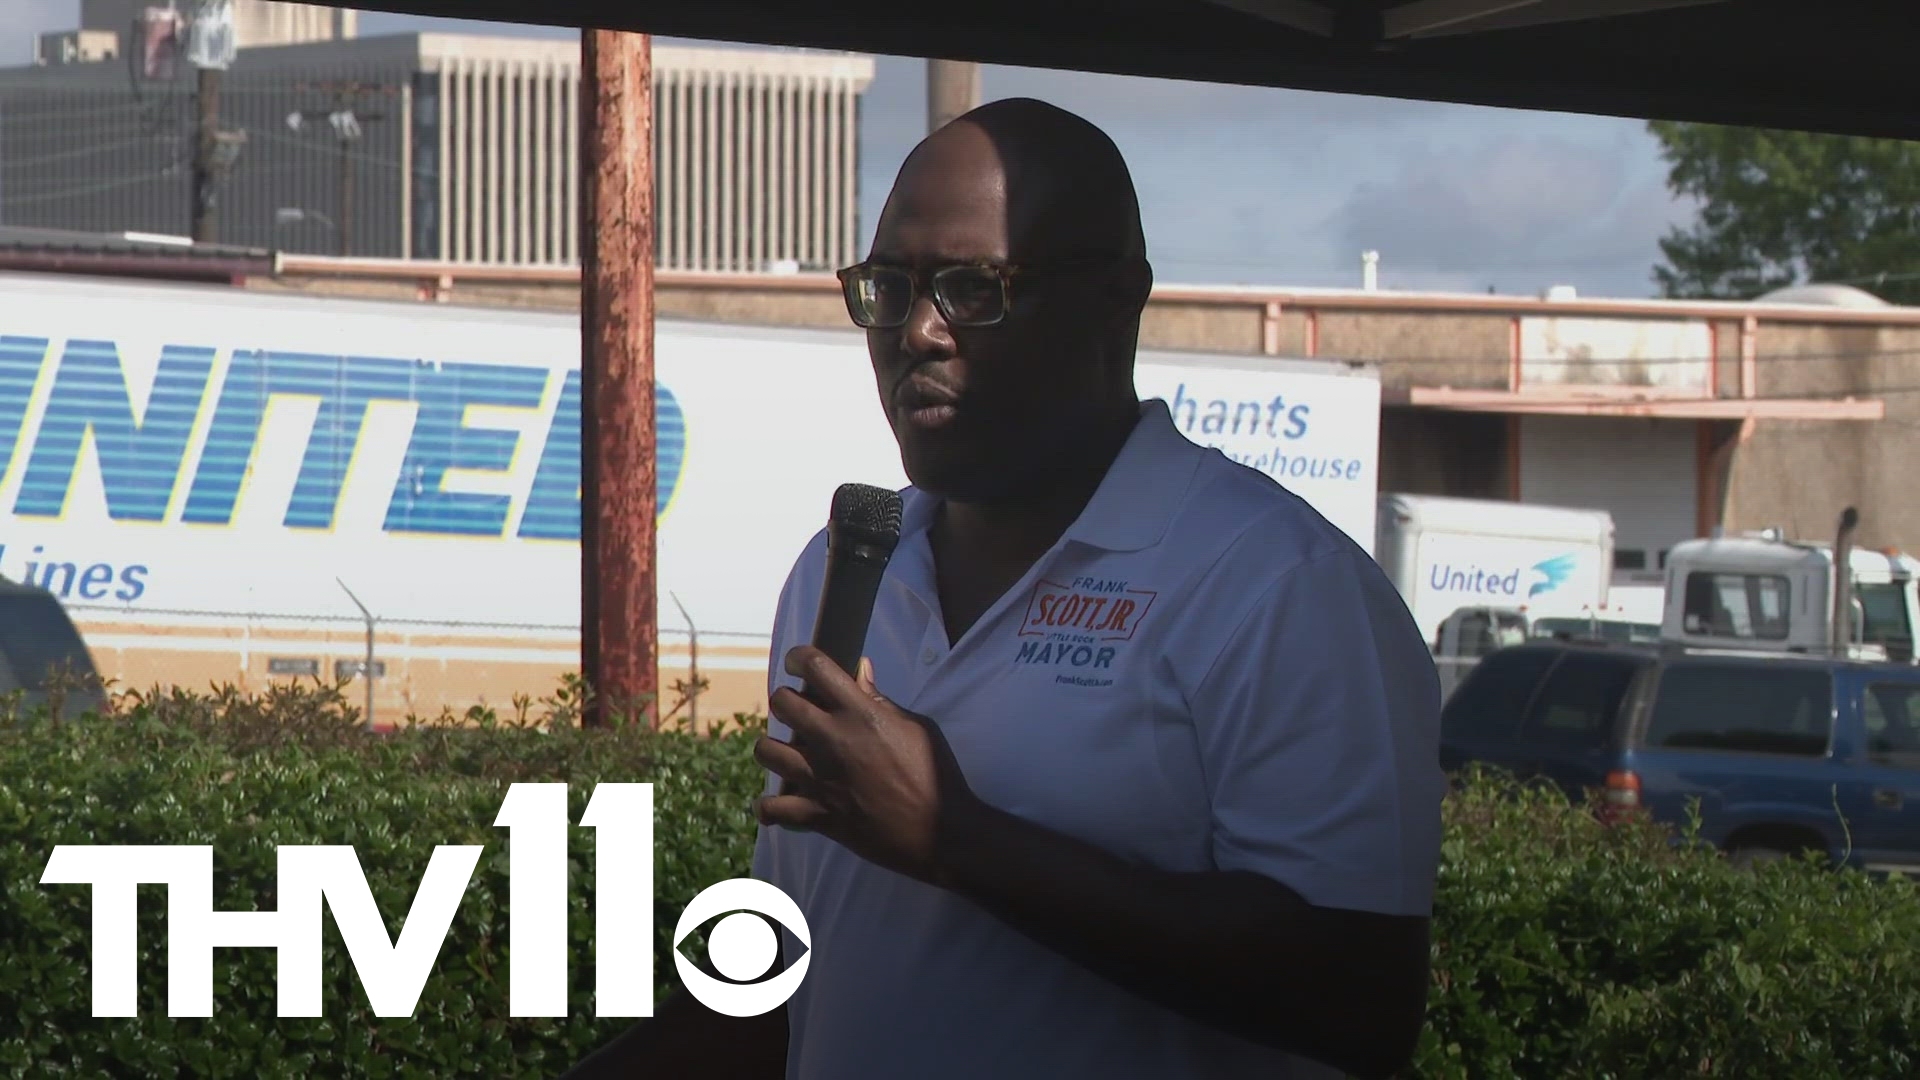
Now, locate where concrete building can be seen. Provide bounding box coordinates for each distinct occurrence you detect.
[0,31,874,270]
[77,0,358,52]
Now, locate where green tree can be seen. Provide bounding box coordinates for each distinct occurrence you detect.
[1650,121,1920,304]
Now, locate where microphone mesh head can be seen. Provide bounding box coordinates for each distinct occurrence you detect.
[830,482,904,539]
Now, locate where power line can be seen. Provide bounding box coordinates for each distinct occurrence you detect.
[0,167,185,208]
[245,124,402,170]
[0,137,175,172]
[283,80,399,257]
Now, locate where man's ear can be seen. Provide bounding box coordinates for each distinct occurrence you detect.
[1109,257,1154,311]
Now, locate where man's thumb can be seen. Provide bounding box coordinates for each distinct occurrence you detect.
[857,657,880,695]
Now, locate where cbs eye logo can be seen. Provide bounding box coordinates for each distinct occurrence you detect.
[673,878,813,1015]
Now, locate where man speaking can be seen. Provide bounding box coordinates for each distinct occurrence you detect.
[565,97,1444,1080]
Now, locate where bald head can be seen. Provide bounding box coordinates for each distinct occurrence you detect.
[877,97,1146,264]
[858,98,1153,502]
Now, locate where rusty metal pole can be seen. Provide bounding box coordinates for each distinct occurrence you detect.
[927,59,981,134]
[579,29,658,728]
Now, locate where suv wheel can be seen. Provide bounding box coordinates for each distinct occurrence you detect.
[1726,844,1793,870]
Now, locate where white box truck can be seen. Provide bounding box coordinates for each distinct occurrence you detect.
[0,271,1383,723]
[1374,493,1615,696]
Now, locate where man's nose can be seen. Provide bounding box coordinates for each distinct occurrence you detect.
[902,290,955,356]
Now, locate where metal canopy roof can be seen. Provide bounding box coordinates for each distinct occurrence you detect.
[0,226,274,281]
[347,0,1916,141]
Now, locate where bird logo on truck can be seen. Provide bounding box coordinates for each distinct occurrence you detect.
[1529,554,1579,599]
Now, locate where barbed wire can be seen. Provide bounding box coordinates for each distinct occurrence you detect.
[60,601,771,640]
[0,168,188,209]
[0,135,179,172]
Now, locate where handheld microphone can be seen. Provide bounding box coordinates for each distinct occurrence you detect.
[779,483,904,801]
[808,482,906,680]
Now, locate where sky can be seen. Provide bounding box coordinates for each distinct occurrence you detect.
[10,3,1698,298]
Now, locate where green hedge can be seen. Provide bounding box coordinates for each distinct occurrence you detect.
[0,681,756,1078]
[2,682,1919,1078]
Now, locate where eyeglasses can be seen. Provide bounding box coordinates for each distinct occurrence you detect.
[835,258,1127,329]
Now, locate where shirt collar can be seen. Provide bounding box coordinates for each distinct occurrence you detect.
[895,398,1202,555]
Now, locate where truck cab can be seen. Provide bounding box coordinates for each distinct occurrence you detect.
[1661,532,1920,663]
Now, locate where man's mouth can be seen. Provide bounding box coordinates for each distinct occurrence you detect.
[895,380,962,431]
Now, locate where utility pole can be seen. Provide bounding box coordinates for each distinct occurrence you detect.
[185,0,239,242]
[191,65,220,242]
[927,58,981,134]
[578,29,658,728]
[288,83,393,257]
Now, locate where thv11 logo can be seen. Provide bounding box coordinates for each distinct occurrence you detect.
[39,782,810,1019]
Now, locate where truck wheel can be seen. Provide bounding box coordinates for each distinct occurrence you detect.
[1727,844,1792,870]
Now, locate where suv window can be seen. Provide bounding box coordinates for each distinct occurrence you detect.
[1442,647,1557,743]
[1862,682,1920,768]
[1643,662,1833,756]
[1681,571,1791,641]
[0,593,94,691]
[1518,650,1641,751]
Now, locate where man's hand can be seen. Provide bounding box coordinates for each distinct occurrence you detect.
[753,645,983,888]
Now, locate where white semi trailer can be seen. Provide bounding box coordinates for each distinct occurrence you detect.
[0,270,1386,722]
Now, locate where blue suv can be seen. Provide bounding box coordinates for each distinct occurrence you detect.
[0,577,105,720]
[1439,640,1920,874]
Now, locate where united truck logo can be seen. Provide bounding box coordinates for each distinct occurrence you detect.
[1529,554,1579,599]
[1429,554,1580,600]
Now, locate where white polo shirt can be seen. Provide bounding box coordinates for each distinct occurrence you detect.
[750,397,1445,1080]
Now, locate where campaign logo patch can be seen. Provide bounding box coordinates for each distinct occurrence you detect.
[1012,577,1157,687]
[1018,577,1157,641]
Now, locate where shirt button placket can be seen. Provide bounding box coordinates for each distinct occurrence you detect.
[913,624,947,703]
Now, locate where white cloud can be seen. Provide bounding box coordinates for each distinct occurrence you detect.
[1317,129,1691,289]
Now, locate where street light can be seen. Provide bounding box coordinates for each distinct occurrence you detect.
[335,577,379,731]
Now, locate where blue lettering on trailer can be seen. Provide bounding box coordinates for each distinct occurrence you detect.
[515,368,688,541]
[0,338,39,467]
[0,338,685,541]
[1160,380,1367,484]
[517,369,585,541]
[15,341,217,522]
[1167,381,1310,440]
[1428,553,1580,599]
[180,350,424,528]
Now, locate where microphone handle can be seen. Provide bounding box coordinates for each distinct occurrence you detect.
[779,533,894,802]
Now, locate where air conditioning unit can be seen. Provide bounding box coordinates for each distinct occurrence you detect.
[35,30,119,67]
